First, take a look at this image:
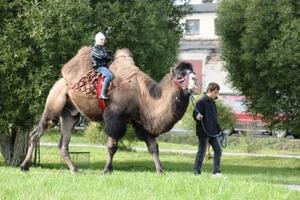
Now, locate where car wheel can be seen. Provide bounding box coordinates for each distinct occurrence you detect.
[292,133,300,139]
[229,129,238,136]
[274,130,287,138]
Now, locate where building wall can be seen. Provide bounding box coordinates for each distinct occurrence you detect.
[179,3,237,95]
[181,13,218,40]
[176,0,219,5]
[203,63,237,94]
[179,50,237,94]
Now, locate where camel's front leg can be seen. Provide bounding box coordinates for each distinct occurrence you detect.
[103,105,128,173]
[103,137,118,173]
[131,121,164,173]
[145,135,164,173]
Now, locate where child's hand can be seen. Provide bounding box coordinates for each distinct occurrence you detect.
[196,113,203,120]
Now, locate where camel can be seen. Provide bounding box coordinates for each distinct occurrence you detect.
[20,47,197,173]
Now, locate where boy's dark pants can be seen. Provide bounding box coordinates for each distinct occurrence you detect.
[194,136,222,174]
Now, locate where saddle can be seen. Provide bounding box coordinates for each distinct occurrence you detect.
[62,47,139,111]
[72,70,112,111]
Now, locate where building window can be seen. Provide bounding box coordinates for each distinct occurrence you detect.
[214,18,217,35]
[185,19,200,35]
[202,0,218,3]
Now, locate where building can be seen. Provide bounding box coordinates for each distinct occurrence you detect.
[178,1,237,94]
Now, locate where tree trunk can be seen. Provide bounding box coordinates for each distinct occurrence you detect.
[0,128,28,166]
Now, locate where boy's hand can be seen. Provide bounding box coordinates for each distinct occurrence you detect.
[196,113,203,120]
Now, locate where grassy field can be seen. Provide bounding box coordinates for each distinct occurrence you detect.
[0,144,300,200]
[40,130,300,155]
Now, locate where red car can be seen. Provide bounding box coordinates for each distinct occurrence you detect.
[220,95,299,138]
[220,95,269,135]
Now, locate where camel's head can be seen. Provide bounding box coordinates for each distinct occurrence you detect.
[171,61,197,94]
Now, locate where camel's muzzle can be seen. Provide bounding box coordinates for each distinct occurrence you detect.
[187,72,197,92]
[172,71,197,93]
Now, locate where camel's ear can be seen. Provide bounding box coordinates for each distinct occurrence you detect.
[170,67,175,76]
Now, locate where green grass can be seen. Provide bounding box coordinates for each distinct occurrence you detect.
[41,129,90,144]
[40,130,300,155]
[0,145,300,200]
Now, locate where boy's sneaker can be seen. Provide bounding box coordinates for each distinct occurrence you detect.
[193,170,201,176]
[212,173,227,179]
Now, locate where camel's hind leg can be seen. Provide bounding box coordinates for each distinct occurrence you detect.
[20,113,60,171]
[20,78,67,171]
[59,107,80,173]
[20,117,53,171]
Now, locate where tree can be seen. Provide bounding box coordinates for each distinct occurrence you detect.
[216,0,300,132]
[0,0,188,165]
[0,0,93,165]
[91,0,188,80]
[176,95,236,131]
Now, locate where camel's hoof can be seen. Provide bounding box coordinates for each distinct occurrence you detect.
[157,168,164,174]
[20,165,30,172]
[70,168,78,175]
[103,168,113,174]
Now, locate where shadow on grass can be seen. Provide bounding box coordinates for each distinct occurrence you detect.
[1,154,299,184]
[37,159,300,180]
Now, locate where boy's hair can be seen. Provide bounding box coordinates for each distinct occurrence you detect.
[206,82,220,92]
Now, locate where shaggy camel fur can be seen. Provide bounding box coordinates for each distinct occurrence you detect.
[20,47,197,173]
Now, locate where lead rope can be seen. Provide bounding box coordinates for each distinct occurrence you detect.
[189,95,227,148]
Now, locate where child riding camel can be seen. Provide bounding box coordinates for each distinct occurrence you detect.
[91,32,113,100]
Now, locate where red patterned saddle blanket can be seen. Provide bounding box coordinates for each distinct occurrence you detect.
[72,70,107,111]
[72,70,99,97]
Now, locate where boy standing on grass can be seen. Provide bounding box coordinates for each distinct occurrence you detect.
[193,82,224,178]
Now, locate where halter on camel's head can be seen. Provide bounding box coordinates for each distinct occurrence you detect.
[171,61,197,94]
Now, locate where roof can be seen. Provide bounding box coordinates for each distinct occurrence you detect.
[190,3,217,13]
[180,40,220,51]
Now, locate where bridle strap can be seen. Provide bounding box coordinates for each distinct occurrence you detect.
[171,71,194,88]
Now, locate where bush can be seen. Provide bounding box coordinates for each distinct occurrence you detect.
[240,134,263,153]
[216,100,236,131]
[159,132,198,146]
[175,102,196,130]
[83,122,138,151]
[84,122,107,145]
[176,95,236,131]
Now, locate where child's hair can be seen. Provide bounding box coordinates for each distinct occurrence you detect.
[95,32,105,44]
[206,82,220,92]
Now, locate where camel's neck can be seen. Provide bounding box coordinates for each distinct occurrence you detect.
[137,73,190,135]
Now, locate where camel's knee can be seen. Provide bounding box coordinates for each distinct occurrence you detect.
[28,130,41,144]
[107,143,118,155]
[29,116,58,142]
[60,147,70,158]
[107,137,118,155]
[147,143,159,154]
[28,123,47,144]
[58,134,63,149]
